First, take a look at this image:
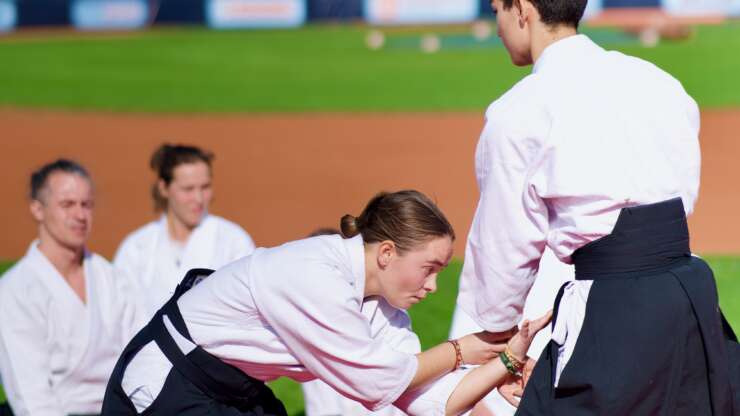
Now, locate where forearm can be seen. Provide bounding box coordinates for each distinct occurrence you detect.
[444,358,510,415]
[408,342,456,391]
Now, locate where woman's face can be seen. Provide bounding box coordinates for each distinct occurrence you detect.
[379,236,454,310]
[160,161,213,229]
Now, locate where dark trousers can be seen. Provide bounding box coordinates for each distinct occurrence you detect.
[102,269,287,416]
[517,199,736,416]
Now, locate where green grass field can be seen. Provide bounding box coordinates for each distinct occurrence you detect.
[0,19,739,413]
[0,257,737,413]
[0,23,739,112]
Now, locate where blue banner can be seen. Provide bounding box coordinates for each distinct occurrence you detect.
[0,0,17,32]
[70,0,149,30]
[364,0,478,25]
[206,0,307,29]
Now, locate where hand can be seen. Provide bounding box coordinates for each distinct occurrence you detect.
[498,374,523,407]
[456,328,513,366]
[506,310,553,363]
[522,357,536,388]
[476,327,519,344]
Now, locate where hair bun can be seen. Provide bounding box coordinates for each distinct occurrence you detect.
[340,214,360,238]
[149,143,174,172]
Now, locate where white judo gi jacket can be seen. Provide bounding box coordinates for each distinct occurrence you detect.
[122,235,472,415]
[457,34,700,382]
[114,214,255,321]
[0,242,140,416]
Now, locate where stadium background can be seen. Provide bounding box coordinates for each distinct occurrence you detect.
[0,0,739,414]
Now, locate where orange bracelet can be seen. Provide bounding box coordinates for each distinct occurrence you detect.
[448,339,463,370]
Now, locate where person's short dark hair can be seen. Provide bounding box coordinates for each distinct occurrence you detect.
[30,159,91,202]
[502,0,587,28]
[150,143,214,211]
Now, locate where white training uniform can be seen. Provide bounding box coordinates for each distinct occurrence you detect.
[302,379,406,416]
[122,235,473,415]
[114,214,255,321]
[458,34,700,379]
[0,241,140,416]
[450,248,573,415]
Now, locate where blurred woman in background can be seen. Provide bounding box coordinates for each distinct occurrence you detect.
[114,143,256,321]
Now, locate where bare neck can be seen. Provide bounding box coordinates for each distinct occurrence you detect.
[166,212,195,243]
[37,233,84,278]
[530,24,578,65]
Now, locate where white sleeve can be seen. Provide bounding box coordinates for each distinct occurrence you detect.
[0,288,64,416]
[250,262,417,411]
[113,237,140,289]
[232,227,256,258]
[376,307,473,416]
[112,240,147,333]
[111,263,147,341]
[395,369,471,416]
[458,115,549,332]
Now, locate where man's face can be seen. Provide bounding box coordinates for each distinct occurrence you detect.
[492,0,533,66]
[31,172,94,250]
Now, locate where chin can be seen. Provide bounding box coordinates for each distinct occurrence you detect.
[61,238,87,251]
[388,298,411,310]
[511,55,533,67]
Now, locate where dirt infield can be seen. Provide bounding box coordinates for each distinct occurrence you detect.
[1,108,738,260]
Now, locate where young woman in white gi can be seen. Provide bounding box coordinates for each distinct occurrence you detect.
[299,228,407,416]
[114,144,256,320]
[102,190,552,416]
[0,160,140,416]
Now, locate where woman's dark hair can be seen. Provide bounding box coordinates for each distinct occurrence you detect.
[501,0,587,28]
[150,143,214,211]
[340,190,455,254]
[30,159,91,202]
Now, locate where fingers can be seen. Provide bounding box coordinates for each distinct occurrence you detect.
[475,327,519,343]
[522,358,536,386]
[498,376,523,408]
[491,343,506,353]
[529,310,553,335]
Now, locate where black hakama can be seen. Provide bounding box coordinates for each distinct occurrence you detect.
[102,269,287,416]
[517,198,738,416]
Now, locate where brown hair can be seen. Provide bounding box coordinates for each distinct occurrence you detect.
[150,143,213,211]
[30,159,91,202]
[340,190,455,254]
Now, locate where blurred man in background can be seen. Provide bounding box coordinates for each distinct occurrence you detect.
[0,159,140,416]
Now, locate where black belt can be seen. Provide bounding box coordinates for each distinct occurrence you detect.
[572,197,691,280]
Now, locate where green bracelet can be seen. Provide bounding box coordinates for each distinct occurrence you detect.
[500,351,521,376]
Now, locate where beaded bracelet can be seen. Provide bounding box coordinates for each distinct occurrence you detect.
[500,349,523,376]
[448,339,464,370]
[505,347,525,369]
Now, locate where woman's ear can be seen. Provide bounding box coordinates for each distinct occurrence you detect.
[377,240,396,268]
[158,179,169,200]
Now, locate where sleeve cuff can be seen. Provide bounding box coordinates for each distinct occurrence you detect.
[369,354,419,412]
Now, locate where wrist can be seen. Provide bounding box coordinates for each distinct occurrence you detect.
[500,347,525,377]
[506,341,527,364]
[447,339,463,371]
